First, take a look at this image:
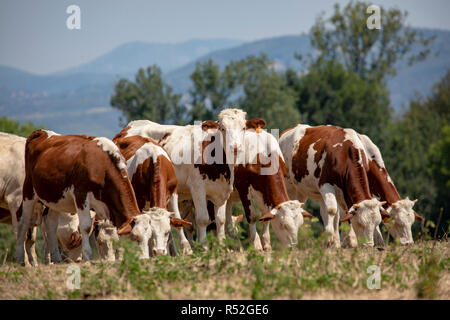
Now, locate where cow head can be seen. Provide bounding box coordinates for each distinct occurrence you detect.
[347,199,384,247]
[259,200,306,248]
[118,213,152,259]
[95,219,119,262]
[217,108,247,162]
[385,198,421,245]
[146,207,192,256]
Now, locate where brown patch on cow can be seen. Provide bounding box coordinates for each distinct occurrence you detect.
[0,207,12,224]
[246,118,266,131]
[235,154,289,223]
[201,120,219,131]
[291,126,372,208]
[194,123,231,182]
[23,130,141,229]
[114,135,177,211]
[366,160,401,206]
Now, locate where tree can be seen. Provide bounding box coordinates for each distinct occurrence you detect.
[226,54,301,130]
[0,116,44,137]
[287,60,391,145]
[110,65,185,125]
[189,59,233,121]
[309,1,434,82]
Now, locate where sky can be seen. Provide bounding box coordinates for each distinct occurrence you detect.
[1,0,450,75]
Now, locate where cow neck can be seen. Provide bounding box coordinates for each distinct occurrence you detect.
[367,160,401,205]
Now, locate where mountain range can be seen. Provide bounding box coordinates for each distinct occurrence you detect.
[0,29,449,138]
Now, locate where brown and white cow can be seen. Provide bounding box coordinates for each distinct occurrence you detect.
[112,134,192,255]
[115,109,247,246]
[356,133,423,245]
[0,132,47,266]
[279,124,385,247]
[15,130,154,265]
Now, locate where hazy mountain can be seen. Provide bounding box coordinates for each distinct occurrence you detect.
[0,29,449,138]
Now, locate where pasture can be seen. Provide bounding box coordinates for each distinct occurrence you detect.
[0,221,448,300]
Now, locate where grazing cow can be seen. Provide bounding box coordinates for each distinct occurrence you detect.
[228,119,310,250]
[356,133,423,245]
[15,130,154,265]
[112,134,192,255]
[116,108,247,245]
[279,125,385,247]
[0,132,46,265]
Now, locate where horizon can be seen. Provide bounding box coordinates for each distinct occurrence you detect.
[1,0,450,75]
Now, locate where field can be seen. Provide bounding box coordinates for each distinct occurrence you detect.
[0,223,448,300]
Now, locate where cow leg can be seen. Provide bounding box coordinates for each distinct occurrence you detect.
[15,199,35,266]
[167,231,178,257]
[77,207,93,261]
[374,225,385,247]
[248,204,263,251]
[214,203,226,243]
[168,193,192,255]
[319,201,339,248]
[42,209,62,264]
[261,221,272,252]
[25,227,39,266]
[347,224,358,248]
[225,200,234,236]
[190,189,209,247]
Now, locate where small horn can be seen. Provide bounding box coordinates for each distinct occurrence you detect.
[379,201,387,206]
[353,203,360,209]
[413,199,418,203]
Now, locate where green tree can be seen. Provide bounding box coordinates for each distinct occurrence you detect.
[0,116,44,137]
[287,60,391,145]
[309,1,434,82]
[110,65,185,125]
[226,54,301,130]
[189,59,233,121]
[383,70,450,234]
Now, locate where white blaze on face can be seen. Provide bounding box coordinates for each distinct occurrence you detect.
[349,199,383,247]
[269,200,304,247]
[94,137,127,171]
[145,207,173,255]
[386,198,416,245]
[218,109,247,161]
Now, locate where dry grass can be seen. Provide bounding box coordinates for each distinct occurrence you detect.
[0,235,448,300]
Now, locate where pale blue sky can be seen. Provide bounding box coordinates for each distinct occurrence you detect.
[1,0,449,74]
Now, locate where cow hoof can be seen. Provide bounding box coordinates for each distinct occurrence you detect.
[181,241,193,255]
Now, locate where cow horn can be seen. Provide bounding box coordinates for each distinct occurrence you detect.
[413,199,418,203]
[379,201,387,206]
[353,203,360,209]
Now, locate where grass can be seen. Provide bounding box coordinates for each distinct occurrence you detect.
[0,222,448,300]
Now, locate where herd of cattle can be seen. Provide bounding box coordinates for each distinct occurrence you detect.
[0,108,423,266]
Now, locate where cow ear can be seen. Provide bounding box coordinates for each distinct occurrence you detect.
[340,213,353,223]
[302,210,314,218]
[413,211,424,221]
[170,217,192,228]
[118,222,133,235]
[260,212,276,222]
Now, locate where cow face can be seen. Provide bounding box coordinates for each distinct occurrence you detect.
[146,207,192,256]
[348,199,383,247]
[218,109,247,161]
[95,220,119,261]
[118,213,152,259]
[260,200,305,248]
[386,198,419,245]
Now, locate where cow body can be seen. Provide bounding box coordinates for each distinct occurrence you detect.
[112,134,192,255]
[117,109,247,245]
[279,125,384,247]
[15,130,153,265]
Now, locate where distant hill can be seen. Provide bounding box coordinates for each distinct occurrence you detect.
[0,29,449,138]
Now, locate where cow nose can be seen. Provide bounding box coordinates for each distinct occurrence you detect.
[153,249,165,256]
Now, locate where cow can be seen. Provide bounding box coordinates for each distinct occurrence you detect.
[112,134,192,255]
[355,133,423,245]
[15,130,155,265]
[115,108,247,246]
[181,119,311,251]
[0,132,46,266]
[279,124,385,247]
